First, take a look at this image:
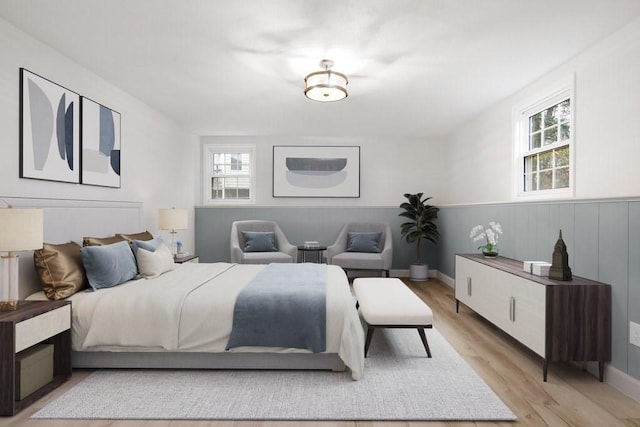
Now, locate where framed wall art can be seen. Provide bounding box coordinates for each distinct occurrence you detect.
[273,145,360,198]
[19,68,80,183]
[81,97,121,187]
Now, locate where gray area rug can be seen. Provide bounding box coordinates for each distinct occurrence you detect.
[33,329,516,420]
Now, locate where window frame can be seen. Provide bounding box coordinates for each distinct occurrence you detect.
[202,143,256,205]
[513,78,575,200]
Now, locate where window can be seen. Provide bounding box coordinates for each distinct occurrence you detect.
[514,81,574,199]
[202,144,255,204]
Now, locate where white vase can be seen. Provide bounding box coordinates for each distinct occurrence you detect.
[410,264,429,281]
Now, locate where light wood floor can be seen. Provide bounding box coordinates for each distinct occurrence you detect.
[3,279,640,427]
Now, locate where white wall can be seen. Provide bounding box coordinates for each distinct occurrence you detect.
[0,18,198,252]
[200,135,446,207]
[444,17,640,205]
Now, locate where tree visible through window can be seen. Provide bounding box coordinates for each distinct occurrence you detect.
[515,83,574,199]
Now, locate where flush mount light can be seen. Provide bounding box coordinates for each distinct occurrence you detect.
[304,59,348,102]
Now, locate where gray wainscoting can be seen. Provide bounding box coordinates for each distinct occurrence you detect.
[194,206,439,270]
[437,199,640,380]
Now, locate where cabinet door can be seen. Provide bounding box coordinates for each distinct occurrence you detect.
[510,276,546,356]
[455,256,511,330]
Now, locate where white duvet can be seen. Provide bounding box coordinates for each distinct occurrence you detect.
[64,263,365,379]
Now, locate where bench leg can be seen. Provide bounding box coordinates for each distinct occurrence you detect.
[417,328,432,358]
[364,327,375,357]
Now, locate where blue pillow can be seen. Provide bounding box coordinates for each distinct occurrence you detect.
[81,241,138,290]
[347,232,382,253]
[242,231,277,252]
[132,236,163,254]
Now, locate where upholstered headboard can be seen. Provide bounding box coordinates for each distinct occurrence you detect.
[1,197,143,298]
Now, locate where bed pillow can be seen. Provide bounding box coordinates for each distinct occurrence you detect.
[132,236,164,254]
[241,231,277,252]
[33,242,88,300]
[347,232,382,253]
[136,243,175,278]
[117,230,154,242]
[81,241,138,290]
[82,235,125,247]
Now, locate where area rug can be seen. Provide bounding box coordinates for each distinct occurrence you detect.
[33,329,516,421]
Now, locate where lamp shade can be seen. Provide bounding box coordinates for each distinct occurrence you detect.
[0,208,43,251]
[158,208,188,231]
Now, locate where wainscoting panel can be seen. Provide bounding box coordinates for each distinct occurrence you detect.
[437,198,639,379]
[629,202,640,379]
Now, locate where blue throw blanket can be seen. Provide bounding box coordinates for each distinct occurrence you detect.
[226,263,327,352]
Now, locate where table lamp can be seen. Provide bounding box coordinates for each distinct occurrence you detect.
[0,205,43,311]
[158,208,188,256]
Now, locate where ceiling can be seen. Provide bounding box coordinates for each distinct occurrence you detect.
[2,0,640,139]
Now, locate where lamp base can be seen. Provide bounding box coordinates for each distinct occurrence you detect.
[1,254,20,311]
[0,300,18,311]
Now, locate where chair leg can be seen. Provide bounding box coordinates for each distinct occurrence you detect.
[417,328,432,358]
[364,327,375,357]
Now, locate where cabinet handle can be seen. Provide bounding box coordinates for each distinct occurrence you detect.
[509,297,516,322]
[512,297,516,322]
[467,277,472,296]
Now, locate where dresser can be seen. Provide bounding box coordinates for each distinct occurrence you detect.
[0,301,72,416]
[455,254,611,381]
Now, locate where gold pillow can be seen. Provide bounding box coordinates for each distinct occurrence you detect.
[82,235,125,246]
[34,242,88,300]
[117,231,154,242]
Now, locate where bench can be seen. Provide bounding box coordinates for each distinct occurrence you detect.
[353,278,433,357]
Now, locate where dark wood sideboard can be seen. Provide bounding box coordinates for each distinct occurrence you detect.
[455,254,611,382]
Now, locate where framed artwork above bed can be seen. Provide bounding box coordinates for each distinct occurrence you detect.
[272,145,360,198]
[81,97,121,188]
[19,68,81,184]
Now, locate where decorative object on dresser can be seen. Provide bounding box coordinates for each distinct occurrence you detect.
[399,193,439,280]
[19,68,81,184]
[158,208,188,255]
[548,229,572,280]
[80,97,121,188]
[0,202,43,311]
[455,254,611,382]
[469,221,502,258]
[0,300,71,416]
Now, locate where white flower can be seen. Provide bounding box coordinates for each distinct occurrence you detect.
[469,221,503,252]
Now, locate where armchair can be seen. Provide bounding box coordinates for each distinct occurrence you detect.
[326,222,392,277]
[230,220,297,264]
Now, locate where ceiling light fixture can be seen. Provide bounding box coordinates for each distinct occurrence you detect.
[304,59,348,102]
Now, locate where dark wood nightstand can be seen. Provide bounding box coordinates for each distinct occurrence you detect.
[174,254,199,264]
[0,301,72,416]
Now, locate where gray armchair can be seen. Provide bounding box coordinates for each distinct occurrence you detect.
[326,223,393,277]
[230,220,297,264]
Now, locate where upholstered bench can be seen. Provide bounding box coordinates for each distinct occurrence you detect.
[353,277,433,357]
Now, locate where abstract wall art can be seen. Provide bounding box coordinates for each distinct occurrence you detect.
[20,68,80,183]
[81,97,121,187]
[273,145,360,197]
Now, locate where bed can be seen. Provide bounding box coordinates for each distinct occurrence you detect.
[29,261,365,380]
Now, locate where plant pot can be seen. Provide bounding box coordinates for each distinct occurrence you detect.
[482,250,499,258]
[410,264,429,281]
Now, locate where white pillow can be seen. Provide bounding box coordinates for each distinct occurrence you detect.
[135,243,175,278]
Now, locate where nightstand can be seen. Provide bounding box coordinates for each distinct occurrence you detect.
[0,301,72,416]
[174,254,199,264]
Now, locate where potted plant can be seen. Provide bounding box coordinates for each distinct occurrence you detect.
[399,193,440,281]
